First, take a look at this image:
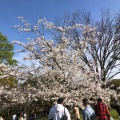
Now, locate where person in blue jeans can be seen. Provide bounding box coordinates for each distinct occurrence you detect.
[82,98,95,120]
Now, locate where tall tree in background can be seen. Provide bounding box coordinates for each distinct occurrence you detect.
[56,10,120,81]
[0,32,17,65]
[0,33,18,88]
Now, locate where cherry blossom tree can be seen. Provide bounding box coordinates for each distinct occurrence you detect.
[0,17,118,108]
[12,17,119,104]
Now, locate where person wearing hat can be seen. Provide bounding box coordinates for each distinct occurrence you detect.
[48,97,71,120]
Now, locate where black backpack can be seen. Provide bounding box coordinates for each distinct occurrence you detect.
[90,113,98,120]
[61,107,68,120]
[85,109,98,120]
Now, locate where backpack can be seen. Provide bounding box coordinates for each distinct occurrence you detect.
[85,109,98,120]
[90,113,98,120]
[61,107,67,120]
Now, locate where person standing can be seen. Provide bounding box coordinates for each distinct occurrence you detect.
[30,110,36,120]
[16,112,20,120]
[73,105,80,120]
[13,113,17,120]
[0,116,4,120]
[48,97,71,120]
[19,113,24,120]
[95,98,110,120]
[82,98,95,120]
[23,112,27,120]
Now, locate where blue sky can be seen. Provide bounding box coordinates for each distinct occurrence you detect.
[1,0,120,48]
[0,0,120,78]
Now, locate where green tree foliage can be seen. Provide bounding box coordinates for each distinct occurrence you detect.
[0,32,17,65]
[0,33,18,88]
[0,77,18,88]
[107,79,120,93]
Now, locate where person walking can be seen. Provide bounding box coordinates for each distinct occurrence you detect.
[13,113,17,120]
[19,113,24,120]
[48,97,71,120]
[73,105,80,120]
[16,112,20,120]
[23,112,27,120]
[95,98,110,120]
[30,109,36,120]
[82,98,95,120]
[0,116,4,120]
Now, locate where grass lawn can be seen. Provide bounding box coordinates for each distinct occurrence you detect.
[110,109,119,120]
[37,109,119,120]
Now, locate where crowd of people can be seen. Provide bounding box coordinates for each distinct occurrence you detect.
[13,111,27,120]
[0,97,119,120]
[12,108,49,120]
[12,110,37,120]
[48,97,120,120]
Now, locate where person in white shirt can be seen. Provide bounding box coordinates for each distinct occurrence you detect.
[48,98,71,120]
[0,116,4,120]
[13,114,16,120]
[23,112,27,120]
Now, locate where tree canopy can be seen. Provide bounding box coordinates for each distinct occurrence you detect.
[0,12,119,109]
[0,32,17,65]
[106,79,120,93]
[54,10,120,81]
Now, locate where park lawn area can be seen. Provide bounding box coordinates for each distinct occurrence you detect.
[110,109,119,120]
[37,109,119,120]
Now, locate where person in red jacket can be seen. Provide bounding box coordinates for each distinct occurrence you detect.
[95,98,110,120]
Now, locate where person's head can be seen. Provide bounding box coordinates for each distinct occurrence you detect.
[73,102,78,108]
[82,98,89,107]
[97,98,102,103]
[32,109,35,112]
[57,97,65,105]
[16,112,20,118]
